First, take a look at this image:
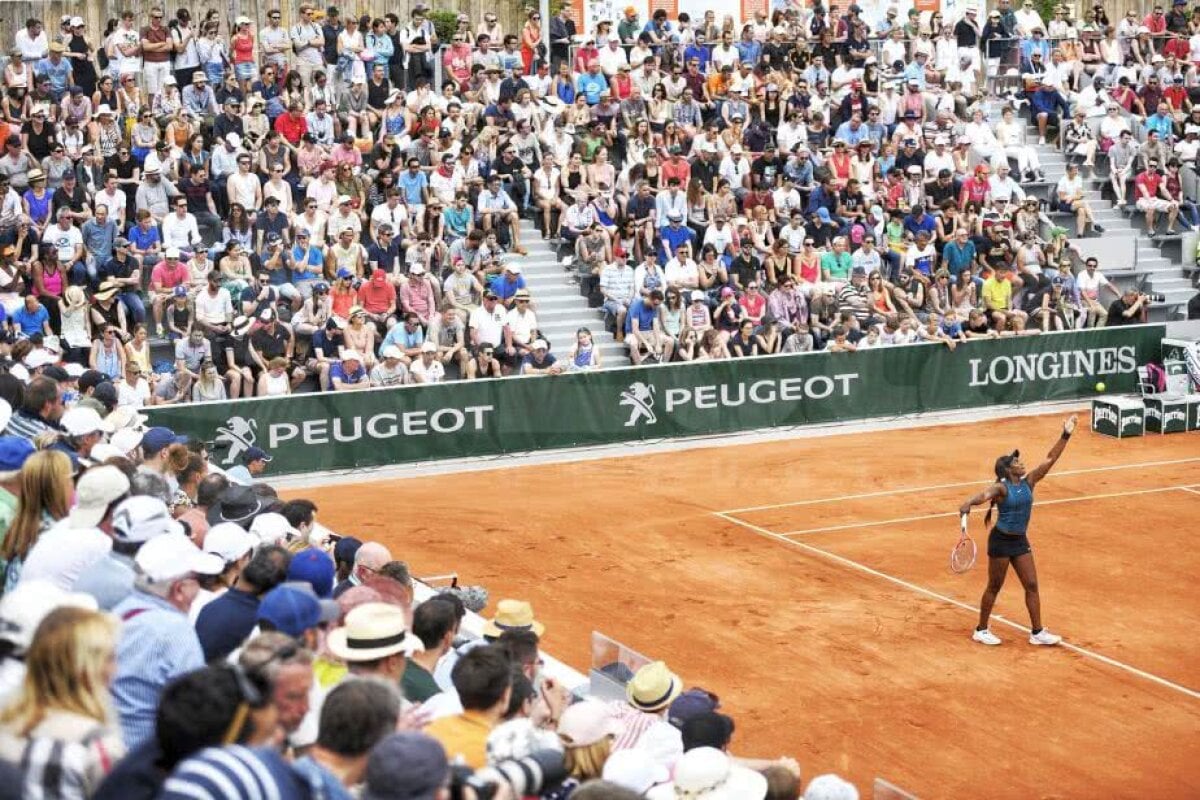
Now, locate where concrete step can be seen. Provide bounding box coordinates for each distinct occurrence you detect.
[1150,278,1194,291]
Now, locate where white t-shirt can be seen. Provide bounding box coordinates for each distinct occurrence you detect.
[19,521,112,590]
[410,358,445,383]
[42,224,82,263]
[195,287,233,325]
[1075,270,1108,301]
[468,304,506,347]
[504,308,538,345]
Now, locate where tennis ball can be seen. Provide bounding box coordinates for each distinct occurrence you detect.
[1095,381,1106,392]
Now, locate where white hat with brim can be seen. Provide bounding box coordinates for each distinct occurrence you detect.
[603,748,671,795]
[135,532,225,582]
[326,601,423,661]
[61,407,114,437]
[556,700,623,747]
[67,465,130,529]
[481,598,545,638]
[204,522,259,561]
[645,748,768,800]
[626,660,683,712]
[110,427,144,455]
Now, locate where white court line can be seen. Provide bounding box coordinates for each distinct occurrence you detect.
[777,485,1200,537]
[712,510,1200,701]
[1182,487,1200,498]
[719,456,1200,515]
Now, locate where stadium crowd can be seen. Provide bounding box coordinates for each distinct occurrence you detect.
[0,0,1178,403]
[0,1,1186,798]
[0,394,837,800]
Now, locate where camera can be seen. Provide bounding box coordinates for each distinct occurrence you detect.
[449,749,567,800]
[1141,292,1166,303]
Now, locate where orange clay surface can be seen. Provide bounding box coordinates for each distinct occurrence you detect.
[288,415,1200,799]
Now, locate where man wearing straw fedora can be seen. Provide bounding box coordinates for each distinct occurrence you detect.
[481,598,545,639]
[612,660,685,767]
[326,602,423,683]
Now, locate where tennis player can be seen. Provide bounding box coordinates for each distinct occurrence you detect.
[958,414,1078,647]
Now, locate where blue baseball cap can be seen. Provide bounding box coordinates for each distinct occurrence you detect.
[258,582,338,636]
[141,426,187,455]
[241,446,272,465]
[173,285,188,297]
[333,536,363,566]
[0,437,35,471]
[336,268,353,279]
[287,548,336,598]
[816,207,831,223]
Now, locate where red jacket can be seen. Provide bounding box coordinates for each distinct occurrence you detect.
[274,112,308,146]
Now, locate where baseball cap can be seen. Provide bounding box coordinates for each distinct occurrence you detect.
[381,345,403,360]
[668,688,721,728]
[67,466,130,529]
[110,427,144,456]
[60,407,114,438]
[112,496,184,544]
[203,522,258,562]
[0,436,35,472]
[333,536,363,565]
[249,512,299,547]
[557,700,622,747]
[242,446,272,465]
[419,341,437,353]
[258,583,334,637]
[287,548,336,599]
[135,533,224,582]
[361,733,450,800]
[531,339,548,351]
[142,426,187,455]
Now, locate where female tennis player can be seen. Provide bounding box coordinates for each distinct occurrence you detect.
[958,414,1078,647]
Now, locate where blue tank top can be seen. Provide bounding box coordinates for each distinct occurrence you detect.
[996,478,1033,535]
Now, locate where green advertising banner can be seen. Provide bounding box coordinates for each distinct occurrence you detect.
[145,324,1166,476]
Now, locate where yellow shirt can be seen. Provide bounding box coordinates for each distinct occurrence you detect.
[424,711,494,769]
[981,276,1012,311]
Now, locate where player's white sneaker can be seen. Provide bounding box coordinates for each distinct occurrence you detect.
[1029,629,1062,646]
[972,628,1002,646]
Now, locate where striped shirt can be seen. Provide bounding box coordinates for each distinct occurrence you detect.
[111,592,205,751]
[600,264,637,305]
[3,410,61,443]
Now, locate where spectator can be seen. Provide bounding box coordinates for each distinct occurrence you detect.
[195,543,290,662]
[111,533,223,749]
[0,606,124,798]
[425,645,513,769]
[403,596,461,703]
[333,541,391,597]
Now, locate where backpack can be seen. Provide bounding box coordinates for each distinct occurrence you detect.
[1144,361,1167,393]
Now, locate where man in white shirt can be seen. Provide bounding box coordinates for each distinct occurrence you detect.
[597,38,628,77]
[664,244,700,291]
[476,174,526,254]
[1074,257,1117,327]
[409,341,446,383]
[14,19,49,62]
[194,269,234,335]
[468,291,508,351]
[503,289,539,360]
[161,197,201,255]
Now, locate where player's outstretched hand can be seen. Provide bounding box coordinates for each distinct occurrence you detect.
[1064,414,1078,435]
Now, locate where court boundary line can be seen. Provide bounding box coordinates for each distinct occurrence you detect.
[718,456,1200,516]
[712,508,1200,701]
[776,485,1200,537]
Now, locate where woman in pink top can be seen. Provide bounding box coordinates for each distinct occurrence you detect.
[230,19,257,93]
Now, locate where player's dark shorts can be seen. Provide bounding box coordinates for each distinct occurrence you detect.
[988,526,1031,559]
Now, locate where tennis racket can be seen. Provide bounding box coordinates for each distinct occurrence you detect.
[950,513,977,574]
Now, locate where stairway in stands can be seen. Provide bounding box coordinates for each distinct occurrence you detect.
[1005,108,1198,320]
[514,220,627,367]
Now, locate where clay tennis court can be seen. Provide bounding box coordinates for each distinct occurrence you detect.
[288,413,1200,799]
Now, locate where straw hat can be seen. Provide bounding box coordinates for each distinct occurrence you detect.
[481,598,545,638]
[93,280,120,302]
[326,602,422,661]
[626,661,682,712]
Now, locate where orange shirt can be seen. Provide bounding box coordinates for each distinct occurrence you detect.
[424,711,494,770]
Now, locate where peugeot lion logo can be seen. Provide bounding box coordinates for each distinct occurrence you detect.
[214,416,258,465]
[619,382,657,427]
